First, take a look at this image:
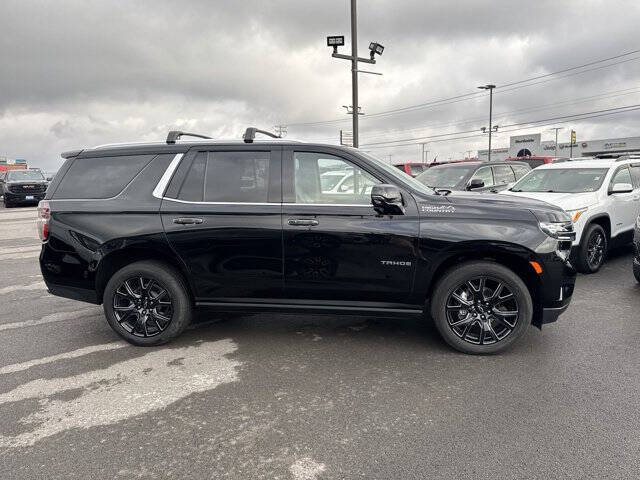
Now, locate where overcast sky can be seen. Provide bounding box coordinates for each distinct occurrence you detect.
[1,0,640,170]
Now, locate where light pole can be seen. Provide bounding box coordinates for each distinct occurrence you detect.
[478,84,496,161]
[419,142,429,163]
[327,1,384,148]
[548,127,564,157]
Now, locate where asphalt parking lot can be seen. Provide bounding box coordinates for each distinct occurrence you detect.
[1,204,639,479]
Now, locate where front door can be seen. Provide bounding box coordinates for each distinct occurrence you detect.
[281,148,419,305]
[607,166,638,237]
[161,146,283,301]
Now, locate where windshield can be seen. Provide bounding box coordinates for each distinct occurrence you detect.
[358,151,434,195]
[7,170,45,181]
[511,168,608,193]
[415,165,474,188]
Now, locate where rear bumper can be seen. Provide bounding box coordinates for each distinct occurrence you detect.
[4,191,45,203]
[45,282,99,304]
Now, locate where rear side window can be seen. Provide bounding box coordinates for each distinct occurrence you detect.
[176,151,271,203]
[54,155,154,199]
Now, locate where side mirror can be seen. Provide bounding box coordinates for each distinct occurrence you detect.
[467,178,485,190]
[371,184,405,215]
[610,182,633,194]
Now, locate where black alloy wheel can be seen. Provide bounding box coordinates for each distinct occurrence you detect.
[430,261,532,354]
[575,223,608,274]
[113,276,173,337]
[445,276,519,345]
[586,230,606,270]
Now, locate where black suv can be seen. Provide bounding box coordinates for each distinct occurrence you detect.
[1,169,48,207]
[415,161,531,193]
[39,129,576,354]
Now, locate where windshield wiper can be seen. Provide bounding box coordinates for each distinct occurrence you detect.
[510,188,522,192]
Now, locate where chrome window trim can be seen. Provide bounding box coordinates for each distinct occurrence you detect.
[152,154,184,199]
[161,198,373,208]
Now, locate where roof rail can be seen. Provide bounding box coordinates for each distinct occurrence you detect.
[166,131,212,144]
[243,127,281,143]
[61,149,83,159]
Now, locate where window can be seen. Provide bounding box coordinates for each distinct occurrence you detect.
[7,170,45,181]
[177,151,270,203]
[294,152,380,204]
[178,153,206,202]
[628,165,640,188]
[511,164,530,180]
[511,168,607,193]
[54,155,154,199]
[472,166,494,187]
[493,165,516,185]
[610,167,632,190]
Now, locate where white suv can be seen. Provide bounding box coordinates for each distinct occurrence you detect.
[501,158,640,273]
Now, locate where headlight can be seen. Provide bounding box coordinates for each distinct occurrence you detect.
[565,207,588,223]
[539,221,576,241]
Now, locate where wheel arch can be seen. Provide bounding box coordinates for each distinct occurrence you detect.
[95,244,193,305]
[423,244,543,323]
[585,214,611,241]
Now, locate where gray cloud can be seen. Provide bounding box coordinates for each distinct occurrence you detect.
[0,0,639,170]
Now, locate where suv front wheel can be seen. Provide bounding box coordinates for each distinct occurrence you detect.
[575,223,607,274]
[430,261,533,354]
[103,261,192,346]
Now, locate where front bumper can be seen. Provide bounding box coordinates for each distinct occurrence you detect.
[532,250,576,327]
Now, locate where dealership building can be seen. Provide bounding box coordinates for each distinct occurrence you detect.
[477,133,640,161]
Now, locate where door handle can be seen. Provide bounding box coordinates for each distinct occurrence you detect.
[288,218,319,226]
[173,217,204,225]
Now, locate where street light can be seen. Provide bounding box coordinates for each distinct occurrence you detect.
[326,1,384,148]
[478,84,496,161]
[548,127,564,157]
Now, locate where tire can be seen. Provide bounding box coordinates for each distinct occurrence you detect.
[430,261,533,354]
[3,199,12,208]
[634,261,640,284]
[575,224,607,274]
[103,261,192,346]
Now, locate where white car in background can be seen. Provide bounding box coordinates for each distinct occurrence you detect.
[501,158,640,273]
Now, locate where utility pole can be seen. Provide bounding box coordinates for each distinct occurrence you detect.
[419,142,429,163]
[327,1,384,148]
[478,84,496,161]
[548,127,563,157]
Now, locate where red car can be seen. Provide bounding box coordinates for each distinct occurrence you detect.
[393,163,429,177]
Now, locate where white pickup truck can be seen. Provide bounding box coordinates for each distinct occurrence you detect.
[501,158,640,273]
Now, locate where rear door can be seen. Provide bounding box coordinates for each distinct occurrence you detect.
[281,148,419,304]
[161,146,283,301]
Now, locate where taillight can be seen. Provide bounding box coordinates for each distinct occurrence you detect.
[37,200,50,241]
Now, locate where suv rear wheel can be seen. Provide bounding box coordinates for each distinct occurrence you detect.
[430,261,532,354]
[103,261,192,346]
[575,223,607,274]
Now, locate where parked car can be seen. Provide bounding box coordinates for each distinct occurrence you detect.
[0,169,48,207]
[501,158,640,273]
[634,213,640,283]
[39,128,576,354]
[393,162,429,177]
[505,156,568,169]
[414,161,530,193]
[321,169,377,195]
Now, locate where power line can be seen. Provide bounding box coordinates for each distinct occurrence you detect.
[286,48,640,127]
[358,86,640,141]
[361,104,640,148]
